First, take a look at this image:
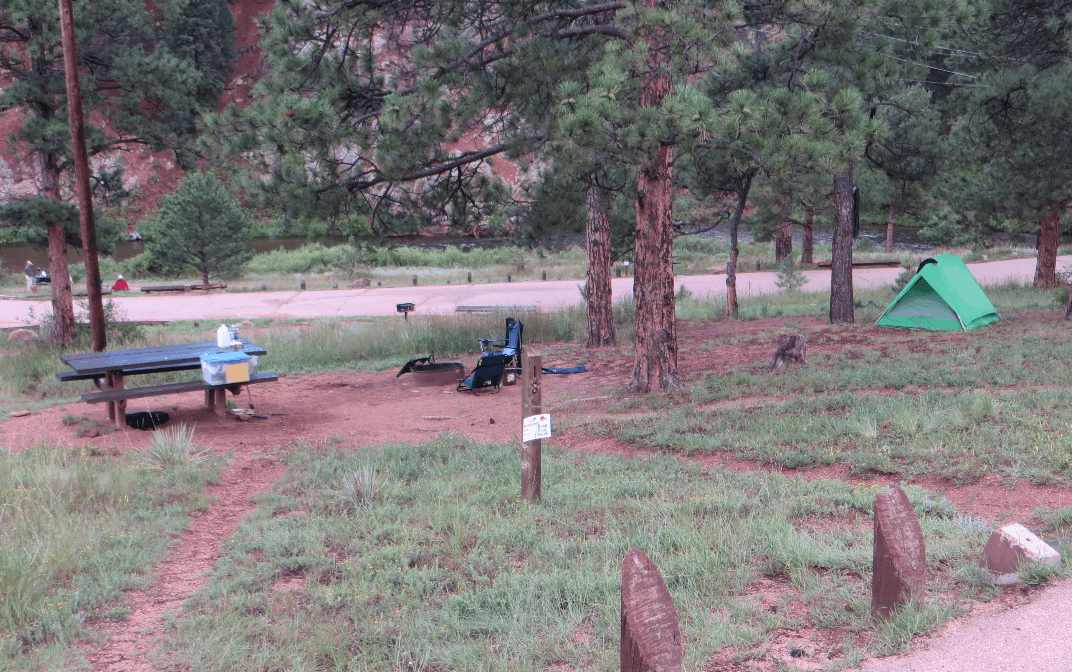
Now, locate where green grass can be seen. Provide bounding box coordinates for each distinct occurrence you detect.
[0,444,223,671]
[596,387,1072,485]
[152,438,1038,671]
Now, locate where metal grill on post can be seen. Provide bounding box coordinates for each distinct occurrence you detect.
[396,303,414,322]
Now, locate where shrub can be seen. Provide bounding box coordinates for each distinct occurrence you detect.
[140,424,207,470]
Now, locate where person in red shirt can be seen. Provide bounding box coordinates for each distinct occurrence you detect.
[112,275,130,291]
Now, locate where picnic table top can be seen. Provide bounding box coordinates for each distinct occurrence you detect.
[59,339,267,377]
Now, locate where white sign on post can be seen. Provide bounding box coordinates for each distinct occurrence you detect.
[523,414,552,442]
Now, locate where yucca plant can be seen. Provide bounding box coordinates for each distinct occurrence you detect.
[339,463,391,509]
[140,424,208,470]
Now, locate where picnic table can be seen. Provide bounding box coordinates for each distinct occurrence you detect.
[57,339,278,426]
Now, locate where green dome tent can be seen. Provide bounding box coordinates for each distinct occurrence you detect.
[876,254,1001,331]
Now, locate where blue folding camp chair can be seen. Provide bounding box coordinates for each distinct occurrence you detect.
[479,318,523,372]
[457,353,510,393]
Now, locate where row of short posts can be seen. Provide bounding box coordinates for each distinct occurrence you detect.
[617,485,924,672]
[292,272,561,288]
[622,483,1065,671]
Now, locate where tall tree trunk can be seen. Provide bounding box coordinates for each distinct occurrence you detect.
[800,206,814,264]
[59,0,105,352]
[726,172,754,318]
[629,144,682,393]
[775,215,793,262]
[585,184,615,347]
[885,201,896,254]
[1034,205,1061,288]
[829,167,855,324]
[628,2,680,394]
[41,155,75,346]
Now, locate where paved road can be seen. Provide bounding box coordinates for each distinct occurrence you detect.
[862,577,1072,671]
[0,255,1063,328]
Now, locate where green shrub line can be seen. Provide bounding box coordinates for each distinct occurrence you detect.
[0,445,223,671]
[5,239,1049,294]
[153,439,1061,672]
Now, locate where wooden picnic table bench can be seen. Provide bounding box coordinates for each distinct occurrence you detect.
[455,305,538,313]
[140,283,227,293]
[815,259,902,268]
[57,339,277,426]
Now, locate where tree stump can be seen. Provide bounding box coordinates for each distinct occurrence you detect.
[621,549,681,672]
[765,334,808,373]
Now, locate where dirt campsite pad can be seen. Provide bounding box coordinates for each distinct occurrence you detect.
[6,312,1072,671]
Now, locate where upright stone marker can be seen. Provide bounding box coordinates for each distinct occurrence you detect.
[871,484,926,620]
[621,549,681,672]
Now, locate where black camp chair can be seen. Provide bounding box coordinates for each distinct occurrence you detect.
[479,318,523,372]
[457,353,509,393]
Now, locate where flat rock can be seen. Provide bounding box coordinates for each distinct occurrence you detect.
[871,484,926,620]
[9,410,31,417]
[982,523,1062,585]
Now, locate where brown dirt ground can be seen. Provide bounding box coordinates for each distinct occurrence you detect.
[6,313,1071,671]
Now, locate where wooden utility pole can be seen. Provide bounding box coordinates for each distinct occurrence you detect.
[58,0,106,352]
[521,349,542,503]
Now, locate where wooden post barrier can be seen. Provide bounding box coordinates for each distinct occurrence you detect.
[871,484,926,620]
[621,549,681,672]
[521,348,542,504]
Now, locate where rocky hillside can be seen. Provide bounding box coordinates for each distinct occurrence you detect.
[0,0,272,228]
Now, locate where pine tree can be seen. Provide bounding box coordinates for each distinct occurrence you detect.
[0,0,236,344]
[555,2,739,391]
[936,0,1071,287]
[205,0,622,237]
[726,0,985,323]
[141,172,252,284]
[861,85,943,253]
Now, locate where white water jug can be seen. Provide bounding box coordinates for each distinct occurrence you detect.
[217,324,230,347]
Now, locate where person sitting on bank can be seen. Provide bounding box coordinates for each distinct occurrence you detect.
[112,274,130,292]
[24,260,35,293]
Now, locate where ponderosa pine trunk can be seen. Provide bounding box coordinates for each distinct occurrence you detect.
[585,184,615,347]
[829,167,855,324]
[627,1,680,394]
[775,216,793,262]
[726,173,754,318]
[41,154,75,346]
[800,206,814,264]
[629,143,682,392]
[1034,206,1061,288]
[885,201,896,253]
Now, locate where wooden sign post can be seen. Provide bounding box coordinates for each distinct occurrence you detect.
[521,349,542,503]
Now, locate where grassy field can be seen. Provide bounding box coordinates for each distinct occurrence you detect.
[150,439,1072,672]
[0,444,223,671]
[3,259,1072,669]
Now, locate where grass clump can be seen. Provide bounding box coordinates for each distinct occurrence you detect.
[338,461,392,509]
[0,445,221,671]
[140,424,207,470]
[157,440,996,671]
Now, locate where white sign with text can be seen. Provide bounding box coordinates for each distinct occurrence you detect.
[523,414,552,442]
